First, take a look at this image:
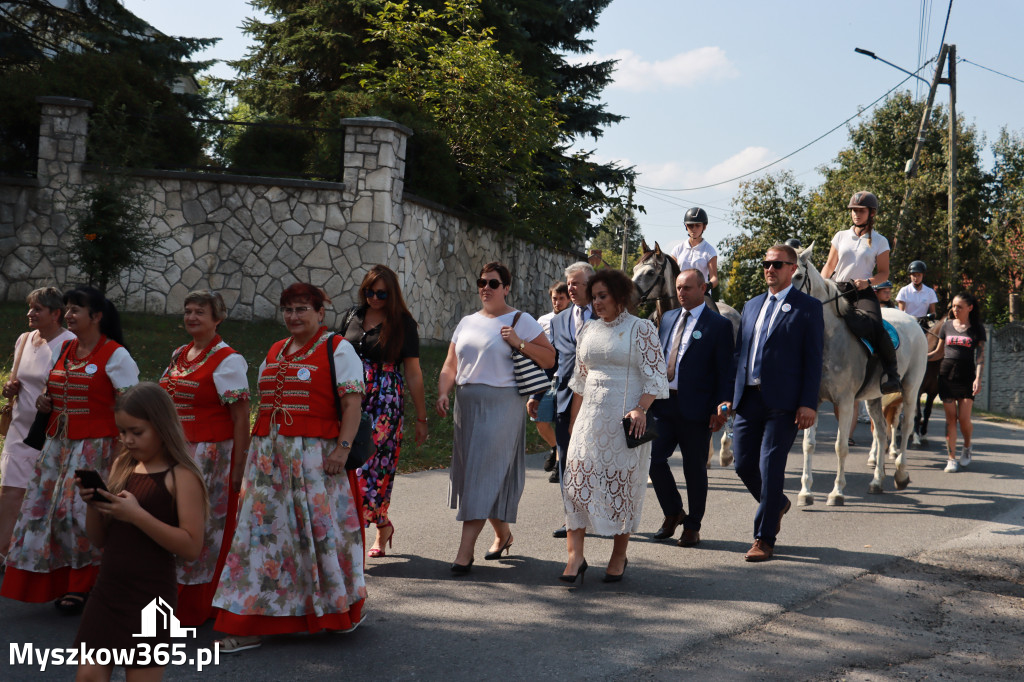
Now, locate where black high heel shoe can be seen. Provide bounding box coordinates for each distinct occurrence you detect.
[558,559,588,584]
[450,558,474,575]
[602,558,628,583]
[484,533,514,560]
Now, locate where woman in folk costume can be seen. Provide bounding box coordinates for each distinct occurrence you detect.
[212,283,366,653]
[1,286,138,614]
[159,290,250,625]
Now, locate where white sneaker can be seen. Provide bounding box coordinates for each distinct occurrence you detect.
[959,446,972,468]
[944,459,959,473]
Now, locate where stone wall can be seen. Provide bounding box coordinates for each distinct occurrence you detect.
[0,98,577,340]
[976,323,1024,418]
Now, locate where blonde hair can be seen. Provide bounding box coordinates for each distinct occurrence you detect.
[108,383,209,520]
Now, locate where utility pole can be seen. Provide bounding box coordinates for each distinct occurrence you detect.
[946,45,958,293]
[620,179,634,271]
[891,44,949,257]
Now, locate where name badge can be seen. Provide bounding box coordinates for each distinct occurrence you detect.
[781,303,792,312]
[296,367,311,381]
[692,330,702,340]
[84,363,98,375]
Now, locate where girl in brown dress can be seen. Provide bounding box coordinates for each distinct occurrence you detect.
[75,383,207,681]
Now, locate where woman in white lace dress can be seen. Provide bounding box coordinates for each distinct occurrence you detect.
[562,269,668,584]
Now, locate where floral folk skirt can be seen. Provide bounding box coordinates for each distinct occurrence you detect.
[212,432,366,636]
[356,360,404,527]
[176,438,239,626]
[1,435,118,602]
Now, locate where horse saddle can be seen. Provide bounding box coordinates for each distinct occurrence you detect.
[860,320,900,354]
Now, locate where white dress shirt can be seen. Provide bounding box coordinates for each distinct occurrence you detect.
[667,303,705,390]
[746,284,793,386]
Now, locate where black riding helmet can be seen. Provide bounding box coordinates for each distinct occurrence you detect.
[908,260,927,274]
[848,191,879,211]
[684,207,708,225]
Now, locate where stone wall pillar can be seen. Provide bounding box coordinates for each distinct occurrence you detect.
[6,97,92,300]
[340,117,412,272]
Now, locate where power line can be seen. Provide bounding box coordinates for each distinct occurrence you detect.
[936,0,954,54]
[637,67,926,193]
[959,58,1024,86]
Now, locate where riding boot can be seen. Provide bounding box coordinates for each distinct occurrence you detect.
[876,323,901,394]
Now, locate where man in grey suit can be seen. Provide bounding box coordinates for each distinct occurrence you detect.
[529,261,593,538]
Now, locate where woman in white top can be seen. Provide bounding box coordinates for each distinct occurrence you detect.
[820,191,900,394]
[669,207,718,309]
[436,262,555,573]
[0,287,76,566]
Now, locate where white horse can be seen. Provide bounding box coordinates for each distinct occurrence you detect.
[631,242,741,466]
[792,244,928,506]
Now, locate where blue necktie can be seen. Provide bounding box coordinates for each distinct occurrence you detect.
[751,295,777,383]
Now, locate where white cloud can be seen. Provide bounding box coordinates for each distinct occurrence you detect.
[627,146,775,191]
[584,47,739,92]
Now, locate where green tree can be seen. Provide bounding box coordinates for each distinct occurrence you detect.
[988,127,1024,322]
[230,0,630,244]
[356,0,563,236]
[588,205,645,270]
[0,0,216,172]
[719,170,812,308]
[808,92,989,304]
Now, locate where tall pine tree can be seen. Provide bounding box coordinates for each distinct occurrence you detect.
[230,0,630,245]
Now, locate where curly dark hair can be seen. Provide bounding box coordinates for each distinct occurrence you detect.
[586,269,637,311]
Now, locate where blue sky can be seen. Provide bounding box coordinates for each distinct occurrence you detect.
[122,0,1024,254]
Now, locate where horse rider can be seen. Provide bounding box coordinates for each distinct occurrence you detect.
[896,260,938,321]
[874,280,895,308]
[669,207,719,312]
[820,190,901,394]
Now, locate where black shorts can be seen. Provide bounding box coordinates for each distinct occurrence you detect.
[938,359,974,402]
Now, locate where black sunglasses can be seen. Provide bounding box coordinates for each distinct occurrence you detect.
[762,260,795,270]
[364,289,389,300]
[476,278,503,289]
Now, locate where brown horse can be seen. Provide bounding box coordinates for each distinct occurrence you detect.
[912,314,947,446]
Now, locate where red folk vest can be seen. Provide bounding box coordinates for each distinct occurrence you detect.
[159,342,238,443]
[252,329,343,439]
[46,337,121,440]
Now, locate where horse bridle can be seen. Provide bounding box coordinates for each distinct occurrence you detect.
[796,264,851,317]
[635,256,673,304]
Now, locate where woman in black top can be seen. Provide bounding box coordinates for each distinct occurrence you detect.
[342,265,427,557]
[927,293,986,472]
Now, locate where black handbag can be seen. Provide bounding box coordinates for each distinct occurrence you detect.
[621,320,659,448]
[327,333,376,470]
[622,416,658,448]
[23,409,51,451]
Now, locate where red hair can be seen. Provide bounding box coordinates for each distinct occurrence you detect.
[280,283,331,310]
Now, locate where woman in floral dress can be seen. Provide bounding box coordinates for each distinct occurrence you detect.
[212,283,366,653]
[1,286,139,613]
[159,290,249,625]
[341,265,427,558]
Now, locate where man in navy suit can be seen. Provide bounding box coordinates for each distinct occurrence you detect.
[527,261,594,538]
[732,244,823,562]
[649,269,735,547]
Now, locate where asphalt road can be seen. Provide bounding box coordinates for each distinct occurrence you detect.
[3,407,1022,681]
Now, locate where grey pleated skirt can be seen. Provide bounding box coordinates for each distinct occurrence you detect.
[449,383,527,522]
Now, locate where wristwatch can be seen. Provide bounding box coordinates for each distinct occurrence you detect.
[340,440,351,449]
[519,341,526,351]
